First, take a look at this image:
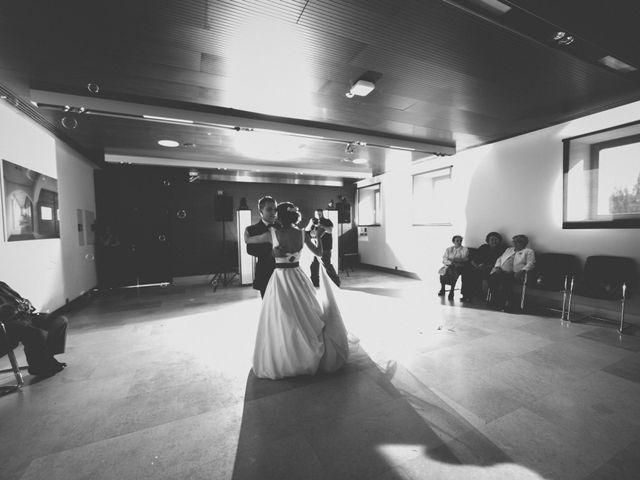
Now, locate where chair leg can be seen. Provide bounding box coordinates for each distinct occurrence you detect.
[561,275,569,320]
[619,283,627,334]
[0,322,24,389]
[566,276,574,323]
[520,271,528,310]
[6,348,24,387]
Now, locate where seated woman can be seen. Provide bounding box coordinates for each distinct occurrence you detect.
[0,281,67,377]
[437,235,469,300]
[461,232,505,302]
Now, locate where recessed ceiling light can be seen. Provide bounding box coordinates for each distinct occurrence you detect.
[599,55,637,73]
[158,139,180,147]
[352,158,369,164]
[469,0,511,14]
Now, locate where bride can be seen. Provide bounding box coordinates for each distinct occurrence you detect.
[247,202,349,379]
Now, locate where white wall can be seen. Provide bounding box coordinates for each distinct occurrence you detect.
[0,101,97,312]
[359,100,640,301]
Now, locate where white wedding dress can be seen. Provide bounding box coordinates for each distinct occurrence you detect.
[252,228,349,379]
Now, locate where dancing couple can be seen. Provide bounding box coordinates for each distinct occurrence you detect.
[245,197,349,380]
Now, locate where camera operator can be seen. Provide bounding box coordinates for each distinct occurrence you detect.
[306,209,341,287]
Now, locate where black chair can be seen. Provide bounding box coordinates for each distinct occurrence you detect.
[486,271,528,310]
[0,321,25,395]
[340,252,359,277]
[524,253,581,317]
[567,255,635,333]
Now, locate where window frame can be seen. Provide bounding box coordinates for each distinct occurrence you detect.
[356,182,381,227]
[411,166,453,226]
[563,121,640,229]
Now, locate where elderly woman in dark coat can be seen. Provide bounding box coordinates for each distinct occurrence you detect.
[461,232,506,302]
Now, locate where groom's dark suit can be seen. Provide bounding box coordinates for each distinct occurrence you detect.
[246,220,275,298]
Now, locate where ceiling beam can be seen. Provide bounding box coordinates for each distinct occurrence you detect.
[30,89,456,156]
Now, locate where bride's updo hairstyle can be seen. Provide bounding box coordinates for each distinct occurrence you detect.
[276,202,300,226]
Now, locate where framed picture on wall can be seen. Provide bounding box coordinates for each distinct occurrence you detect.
[1,159,60,241]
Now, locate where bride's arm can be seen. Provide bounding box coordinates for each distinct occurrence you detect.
[304,230,323,257]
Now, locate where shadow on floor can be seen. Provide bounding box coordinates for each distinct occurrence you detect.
[229,346,543,480]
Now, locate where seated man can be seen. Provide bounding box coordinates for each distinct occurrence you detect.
[487,234,536,312]
[0,281,67,377]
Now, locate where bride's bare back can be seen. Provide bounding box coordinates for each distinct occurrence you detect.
[273,226,304,256]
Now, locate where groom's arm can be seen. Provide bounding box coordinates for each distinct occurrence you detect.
[245,225,270,256]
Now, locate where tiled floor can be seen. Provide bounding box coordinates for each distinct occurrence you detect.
[1,269,639,480]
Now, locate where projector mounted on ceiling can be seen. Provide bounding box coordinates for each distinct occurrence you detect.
[345,80,375,98]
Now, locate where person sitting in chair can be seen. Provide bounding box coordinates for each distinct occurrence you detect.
[461,231,506,302]
[488,234,536,312]
[437,235,469,300]
[0,281,67,377]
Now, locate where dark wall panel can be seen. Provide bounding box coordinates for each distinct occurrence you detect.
[94,165,357,286]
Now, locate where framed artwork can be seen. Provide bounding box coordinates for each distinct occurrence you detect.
[1,159,60,241]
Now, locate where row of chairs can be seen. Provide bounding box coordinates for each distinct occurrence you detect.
[516,254,634,333]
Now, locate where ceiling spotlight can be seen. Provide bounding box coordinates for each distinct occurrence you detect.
[345,80,375,98]
[63,105,86,114]
[158,139,180,147]
[352,158,368,165]
[553,31,574,46]
[345,142,356,155]
[599,55,637,73]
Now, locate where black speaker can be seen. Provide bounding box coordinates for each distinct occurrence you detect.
[214,195,233,221]
[337,202,351,223]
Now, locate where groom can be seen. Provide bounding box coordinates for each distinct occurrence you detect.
[244,196,277,298]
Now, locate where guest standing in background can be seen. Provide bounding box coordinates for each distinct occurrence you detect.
[307,209,341,288]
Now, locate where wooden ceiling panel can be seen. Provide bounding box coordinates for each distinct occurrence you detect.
[1,0,639,179]
[508,0,640,67]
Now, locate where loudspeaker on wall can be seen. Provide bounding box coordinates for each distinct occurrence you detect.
[214,195,234,221]
[337,201,351,224]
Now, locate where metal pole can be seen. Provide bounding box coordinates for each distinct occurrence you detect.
[566,276,574,323]
[561,275,568,320]
[619,283,627,334]
[520,271,527,310]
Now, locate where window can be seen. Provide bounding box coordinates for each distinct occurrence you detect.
[40,206,53,220]
[357,183,380,226]
[563,121,640,228]
[412,166,453,225]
